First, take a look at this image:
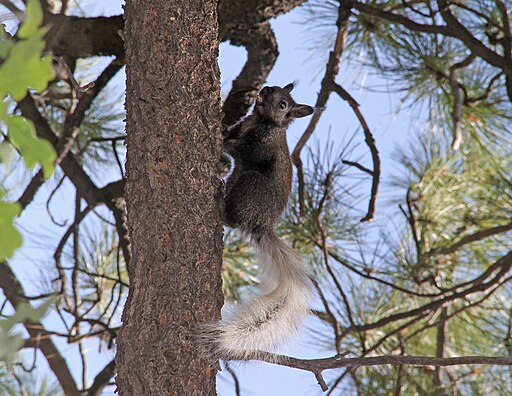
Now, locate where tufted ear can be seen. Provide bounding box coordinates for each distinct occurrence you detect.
[283,83,294,93]
[290,104,314,118]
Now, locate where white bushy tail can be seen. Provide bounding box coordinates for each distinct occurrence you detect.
[200,232,315,360]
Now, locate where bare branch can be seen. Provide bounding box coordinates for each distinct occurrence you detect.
[342,159,373,175]
[237,351,512,391]
[86,359,116,396]
[332,83,380,222]
[222,22,278,126]
[223,362,241,396]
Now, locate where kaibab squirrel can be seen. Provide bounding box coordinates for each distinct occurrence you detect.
[201,83,316,360]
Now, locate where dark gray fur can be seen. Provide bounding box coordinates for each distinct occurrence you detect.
[221,83,313,239]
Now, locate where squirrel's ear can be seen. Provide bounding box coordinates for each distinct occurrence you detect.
[290,104,314,118]
[283,83,294,93]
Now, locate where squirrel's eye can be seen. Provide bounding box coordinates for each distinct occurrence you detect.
[279,101,287,109]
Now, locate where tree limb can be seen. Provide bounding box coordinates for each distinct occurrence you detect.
[0,263,80,396]
[86,359,116,396]
[238,351,512,392]
[222,21,278,126]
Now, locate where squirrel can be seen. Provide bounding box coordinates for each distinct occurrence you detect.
[200,83,316,360]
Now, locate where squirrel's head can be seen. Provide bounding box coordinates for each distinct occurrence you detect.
[254,83,314,126]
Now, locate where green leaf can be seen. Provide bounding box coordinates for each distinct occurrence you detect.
[0,201,22,259]
[0,30,54,100]
[7,116,56,178]
[13,300,53,322]
[0,30,13,59]
[0,141,13,164]
[17,0,44,39]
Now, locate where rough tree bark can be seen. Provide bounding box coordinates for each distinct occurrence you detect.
[115,1,224,395]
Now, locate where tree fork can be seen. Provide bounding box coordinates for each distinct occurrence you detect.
[116,0,224,394]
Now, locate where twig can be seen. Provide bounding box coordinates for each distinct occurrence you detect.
[434,306,448,386]
[89,136,125,142]
[311,278,342,350]
[402,188,421,261]
[448,53,476,150]
[112,140,124,178]
[314,172,364,348]
[466,72,503,105]
[53,205,93,308]
[53,56,95,94]
[341,159,372,175]
[332,83,380,222]
[223,362,241,396]
[326,369,349,395]
[321,243,444,298]
[46,174,68,227]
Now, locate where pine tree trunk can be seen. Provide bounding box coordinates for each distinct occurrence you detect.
[116,1,223,394]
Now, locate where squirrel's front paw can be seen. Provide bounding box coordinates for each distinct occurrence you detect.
[217,153,232,178]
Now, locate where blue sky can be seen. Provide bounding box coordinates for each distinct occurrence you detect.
[3,1,418,395]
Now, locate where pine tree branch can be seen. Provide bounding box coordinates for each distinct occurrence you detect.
[86,359,116,396]
[42,1,307,59]
[0,263,80,396]
[332,83,380,222]
[43,14,125,59]
[448,53,477,150]
[425,222,512,257]
[292,0,352,217]
[222,21,278,126]
[435,0,511,75]
[218,0,308,40]
[237,351,512,392]
[341,250,512,334]
[352,1,511,77]
[16,58,122,210]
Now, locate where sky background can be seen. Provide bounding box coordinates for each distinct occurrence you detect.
[3,0,420,395]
